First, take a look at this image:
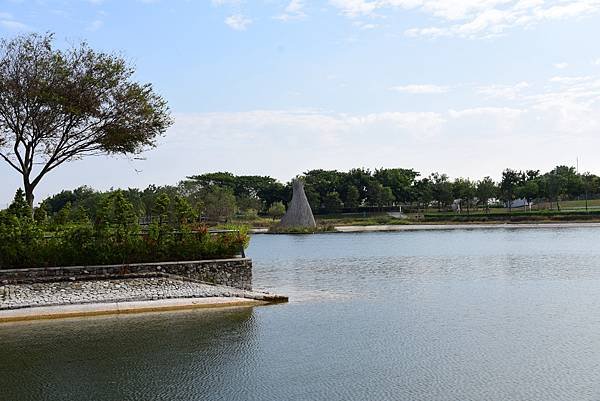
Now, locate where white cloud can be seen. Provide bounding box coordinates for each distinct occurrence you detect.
[389,84,448,94]
[276,0,307,21]
[0,19,28,30]
[212,0,241,5]
[405,26,446,37]
[534,1,599,19]
[171,109,446,150]
[477,81,529,99]
[549,75,592,85]
[138,104,594,183]
[0,12,30,31]
[328,0,380,17]
[360,23,377,29]
[504,75,600,135]
[225,14,252,30]
[329,0,600,38]
[353,20,379,29]
[593,58,600,65]
[529,87,600,134]
[554,62,569,69]
[87,19,104,31]
[449,107,523,119]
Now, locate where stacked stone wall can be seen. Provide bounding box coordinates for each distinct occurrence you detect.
[0,258,253,290]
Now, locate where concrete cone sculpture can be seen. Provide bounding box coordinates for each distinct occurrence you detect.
[279,178,316,228]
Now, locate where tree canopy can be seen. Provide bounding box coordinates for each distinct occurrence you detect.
[0,33,172,207]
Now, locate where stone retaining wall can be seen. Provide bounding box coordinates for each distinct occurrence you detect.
[0,258,253,290]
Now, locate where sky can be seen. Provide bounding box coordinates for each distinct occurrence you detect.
[2,0,600,205]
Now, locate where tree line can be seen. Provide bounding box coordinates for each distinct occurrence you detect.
[24,165,600,224]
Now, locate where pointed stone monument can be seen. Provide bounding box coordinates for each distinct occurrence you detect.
[279,178,316,228]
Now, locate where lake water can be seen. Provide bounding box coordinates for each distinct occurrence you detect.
[2,227,600,400]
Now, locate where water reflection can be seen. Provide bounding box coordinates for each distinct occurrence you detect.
[0,308,257,401]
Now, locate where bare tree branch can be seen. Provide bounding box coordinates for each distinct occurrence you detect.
[0,151,23,173]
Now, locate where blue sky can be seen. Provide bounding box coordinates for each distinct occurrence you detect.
[2,0,600,204]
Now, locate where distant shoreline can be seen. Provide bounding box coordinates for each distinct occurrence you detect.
[334,222,600,232]
[251,221,600,234]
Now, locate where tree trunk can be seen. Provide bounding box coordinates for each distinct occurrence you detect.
[23,179,35,217]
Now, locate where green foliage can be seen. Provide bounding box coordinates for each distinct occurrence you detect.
[343,186,361,208]
[515,180,538,203]
[452,178,476,213]
[303,185,321,212]
[0,210,43,268]
[316,213,409,226]
[500,169,521,209]
[41,186,97,215]
[238,208,259,219]
[430,173,453,210]
[174,196,196,226]
[0,190,248,269]
[237,196,263,213]
[186,172,286,211]
[7,189,31,218]
[476,177,497,210]
[268,224,336,234]
[373,168,419,203]
[33,207,47,224]
[204,186,237,221]
[322,191,343,213]
[267,201,286,220]
[54,202,73,226]
[366,182,394,207]
[11,163,600,240]
[423,209,600,223]
[413,178,433,209]
[153,193,171,222]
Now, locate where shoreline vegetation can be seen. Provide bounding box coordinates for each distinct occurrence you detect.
[261,219,600,234]
[254,222,600,235]
[5,167,600,239]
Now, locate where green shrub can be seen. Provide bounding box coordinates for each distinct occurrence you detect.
[268,224,335,234]
[0,192,249,269]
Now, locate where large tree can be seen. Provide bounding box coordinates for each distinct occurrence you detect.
[0,33,172,208]
[500,169,520,212]
[373,167,419,204]
[476,177,497,212]
[429,172,453,211]
[452,178,476,214]
[413,177,433,214]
